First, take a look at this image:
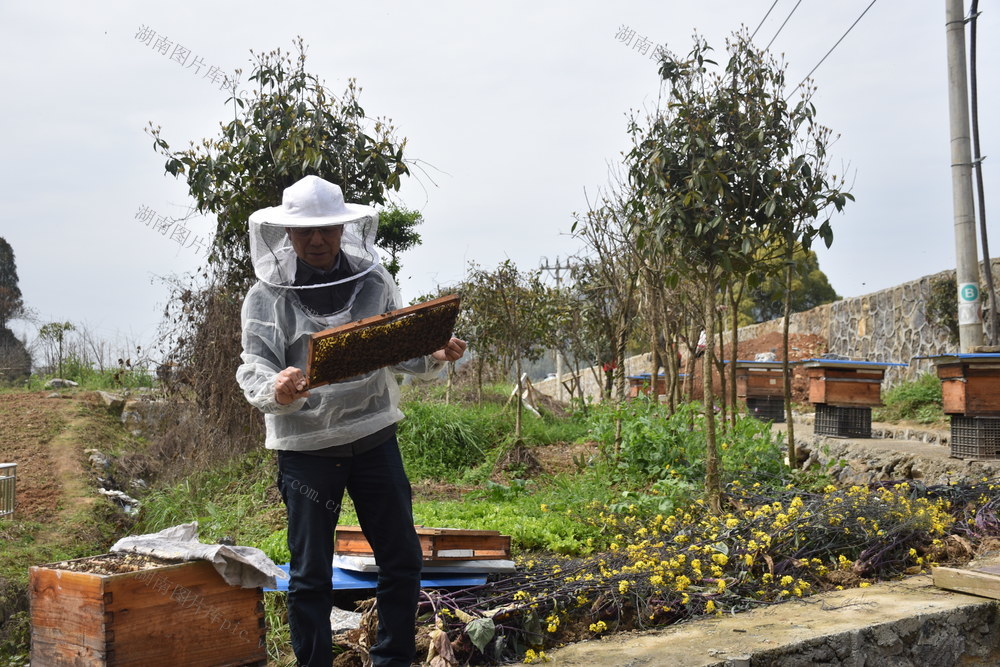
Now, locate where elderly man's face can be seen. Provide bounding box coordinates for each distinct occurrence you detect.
[286,225,344,271]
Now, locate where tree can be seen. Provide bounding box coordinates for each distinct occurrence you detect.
[150,37,409,284]
[39,322,75,378]
[740,246,839,324]
[0,237,24,332]
[149,38,412,462]
[462,260,556,438]
[627,31,852,509]
[376,206,423,281]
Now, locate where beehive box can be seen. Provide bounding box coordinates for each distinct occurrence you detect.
[30,554,266,666]
[935,355,1000,416]
[802,363,886,408]
[335,526,511,563]
[307,294,460,387]
[734,362,785,399]
[626,374,666,399]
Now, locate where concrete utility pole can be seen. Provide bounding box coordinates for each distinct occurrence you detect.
[945,0,985,351]
[540,256,571,401]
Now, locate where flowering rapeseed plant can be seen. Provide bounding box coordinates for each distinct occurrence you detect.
[419,479,998,665]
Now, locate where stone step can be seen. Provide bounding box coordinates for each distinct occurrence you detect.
[539,569,1000,666]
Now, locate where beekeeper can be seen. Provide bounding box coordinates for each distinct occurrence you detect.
[237,175,466,667]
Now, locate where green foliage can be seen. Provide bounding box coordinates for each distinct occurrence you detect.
[460,260,562,435]
[873,373,944,425]
[0,328,30,383]
[149,37,409,281]
[398,398,588,482]
[38,321,75,378]
[741,246,840,324]
[25,357,155,391]
[397,401,497,481]
[257,528,291,565]
[376,206,423,280]
[587,400,785,487]
[134,447,285,547]
[0,237,24,332]
[627,30,853,282]
[0,611,30,665]
[413,482,606,555]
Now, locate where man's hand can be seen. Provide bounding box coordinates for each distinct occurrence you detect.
[275,367,310,405]
[432,337,467,363]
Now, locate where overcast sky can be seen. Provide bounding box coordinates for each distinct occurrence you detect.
[1,1,997,361]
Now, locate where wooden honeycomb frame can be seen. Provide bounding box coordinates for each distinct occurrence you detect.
[307,294,461,388]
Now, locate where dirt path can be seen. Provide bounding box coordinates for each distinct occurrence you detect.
[0,392,99,545]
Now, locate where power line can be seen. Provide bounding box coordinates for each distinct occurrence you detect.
[765,0,804,52]
[787,0,879,100]
[750,0,782,41]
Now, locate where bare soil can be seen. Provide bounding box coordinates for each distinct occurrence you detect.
[0,392,75,521]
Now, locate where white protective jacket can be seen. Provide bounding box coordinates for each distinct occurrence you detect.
[237,264,444,451]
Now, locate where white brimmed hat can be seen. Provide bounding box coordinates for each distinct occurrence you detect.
[249,175,376,227]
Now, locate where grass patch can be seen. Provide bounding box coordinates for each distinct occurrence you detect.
[873,372,945,425]
[133,447,287,550]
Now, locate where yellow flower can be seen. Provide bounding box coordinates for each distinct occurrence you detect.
[705,600,716,612]
[589,620,608,634]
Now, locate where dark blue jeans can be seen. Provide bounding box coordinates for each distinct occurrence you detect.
[277,436,422,667]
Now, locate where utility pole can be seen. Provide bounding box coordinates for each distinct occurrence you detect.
[945,0,985,351]
[540,256,571,401]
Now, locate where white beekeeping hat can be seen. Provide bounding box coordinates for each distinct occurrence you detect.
[248,176,381,288]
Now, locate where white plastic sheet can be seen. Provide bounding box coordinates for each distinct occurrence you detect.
[110,521,287,589]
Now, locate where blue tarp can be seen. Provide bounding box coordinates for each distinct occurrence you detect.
[265,564,488,592]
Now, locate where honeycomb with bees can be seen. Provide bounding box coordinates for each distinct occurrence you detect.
[307,294,461,387]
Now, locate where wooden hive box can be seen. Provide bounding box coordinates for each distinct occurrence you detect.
[30,556,266,666]
[335,526,511,563]
[626,374,666,399]
[934,355,1000,416]
[802,362,887,408]
[733,362,785,399]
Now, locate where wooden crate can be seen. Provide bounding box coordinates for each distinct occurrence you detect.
[805,366,886,407]
[30,557,266,666]
[734,363,785,399]
[936,359,1000,416]
[335,526,511,563]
